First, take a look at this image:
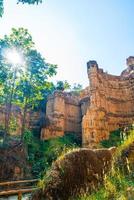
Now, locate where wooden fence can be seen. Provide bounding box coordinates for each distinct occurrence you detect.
[0,179,38,200]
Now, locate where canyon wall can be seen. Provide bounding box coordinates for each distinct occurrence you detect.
[82,57,134,147]
[41,92,82,139]
[42,57,134,147]
[0,106,41,135]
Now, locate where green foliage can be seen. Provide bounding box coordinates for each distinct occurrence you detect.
[0,0,3,17]
[76,169,133,200]
[72,83,83,95]
[0,27,35,110]
[23,129,34,144]
[5,27,34,50]
[0,124,4,131]
[100,127,133,149]
[25,132,81,178]
[9,116,18,132]
[55,80,71,91]
[100,129,121,148]
[0,28,57,136]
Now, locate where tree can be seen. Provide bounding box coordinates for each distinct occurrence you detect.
[0,28,57,139]
[72,83,83,95]
[0,28,35,136]
[55,80,71,91]
[0,0,43,17]
[16,49,56,135]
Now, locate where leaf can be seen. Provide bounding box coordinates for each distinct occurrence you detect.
[0,0,3,17]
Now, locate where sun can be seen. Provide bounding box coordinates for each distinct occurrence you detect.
[5,49,23,65]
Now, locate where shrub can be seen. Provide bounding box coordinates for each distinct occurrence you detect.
[25,132,81,178]
[100,129,121,148]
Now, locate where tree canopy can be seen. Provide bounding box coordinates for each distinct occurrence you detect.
[0,27,57,137]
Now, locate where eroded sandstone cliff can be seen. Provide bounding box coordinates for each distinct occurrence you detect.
[41,92,82,139]
[83,57,134,147]
[0,105,42,135]
[42,57,134,147]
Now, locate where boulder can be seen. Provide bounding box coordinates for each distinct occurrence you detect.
[31,147,116,200]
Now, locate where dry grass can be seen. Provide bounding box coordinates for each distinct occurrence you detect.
[76,129,134,200]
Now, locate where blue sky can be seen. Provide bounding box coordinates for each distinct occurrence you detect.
[0,0,134,87]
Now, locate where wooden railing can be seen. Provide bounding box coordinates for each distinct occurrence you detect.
[0,179,38,200]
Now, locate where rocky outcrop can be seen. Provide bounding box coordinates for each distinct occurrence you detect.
[31,147,116,200]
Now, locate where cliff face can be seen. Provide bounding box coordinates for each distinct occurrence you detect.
[41,92,82,140]
[83,58,134,147]
[0,105,42,135]
[42,57,134,147]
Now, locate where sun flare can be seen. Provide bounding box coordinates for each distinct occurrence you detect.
[5,49,23,65]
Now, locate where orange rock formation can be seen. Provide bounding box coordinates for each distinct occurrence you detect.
[41,57,134,147]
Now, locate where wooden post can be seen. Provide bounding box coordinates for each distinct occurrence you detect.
[18,191,22,200]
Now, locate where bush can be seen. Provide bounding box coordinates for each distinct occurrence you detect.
[25,132,81,178]
[23,129,34,145]
[100,129,122,148]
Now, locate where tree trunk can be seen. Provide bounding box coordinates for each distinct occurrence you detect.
[4,70,17,140]
[21,97,28,139]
